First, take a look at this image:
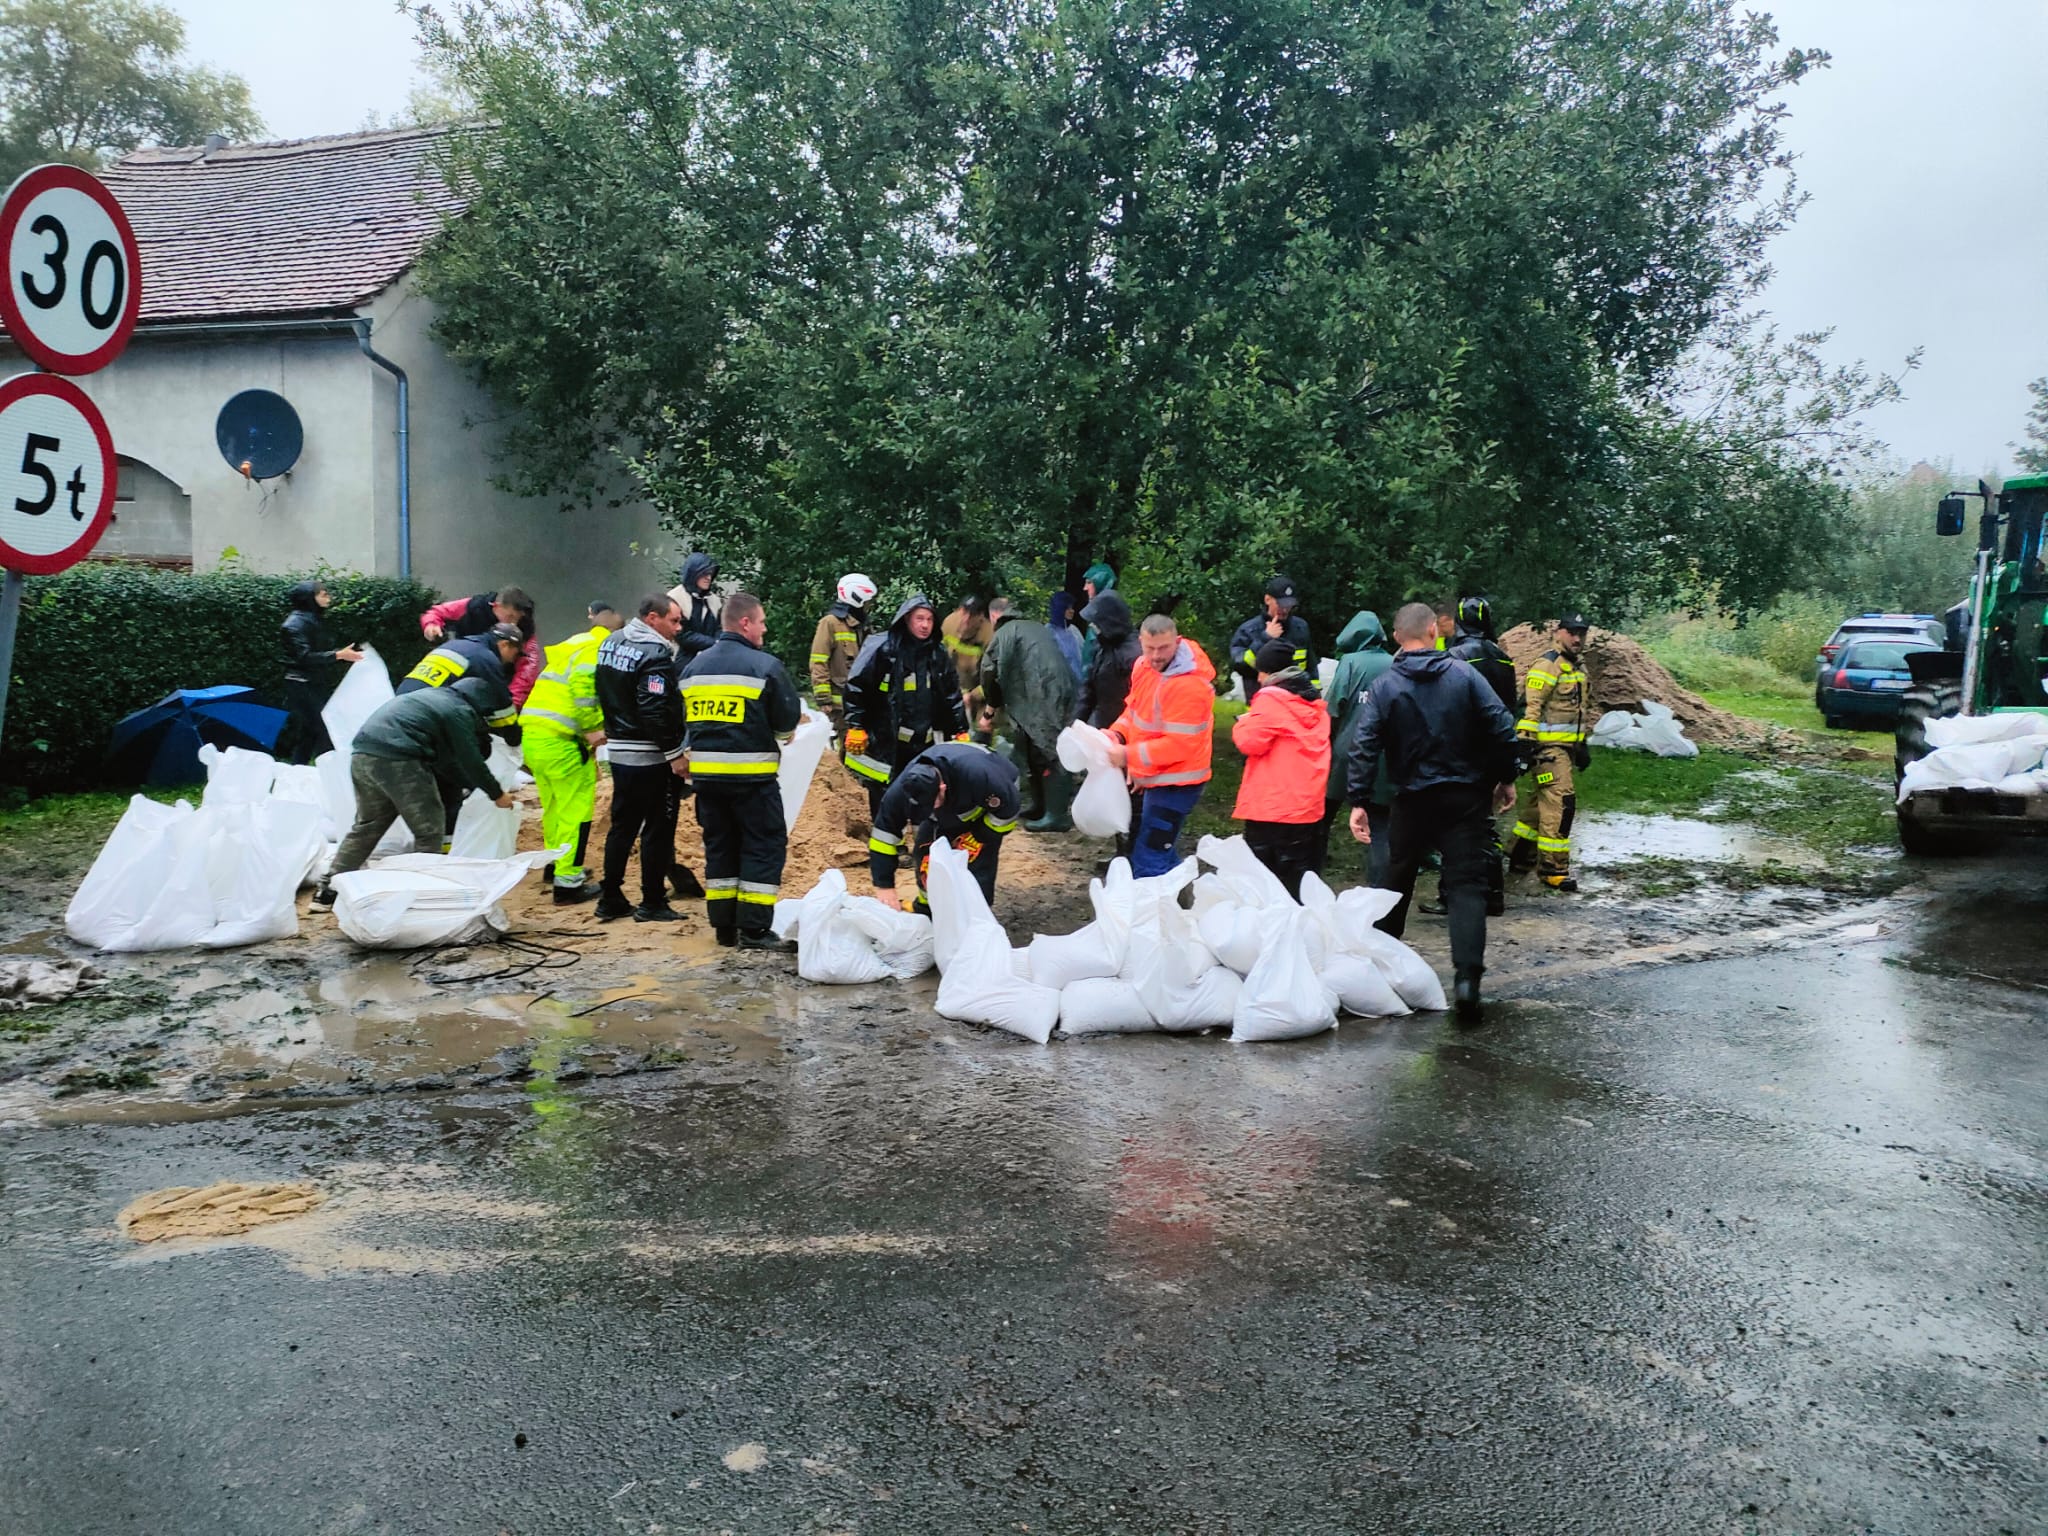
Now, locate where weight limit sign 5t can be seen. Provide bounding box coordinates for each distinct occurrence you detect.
[0,373,116,575]
[0,164,143,376]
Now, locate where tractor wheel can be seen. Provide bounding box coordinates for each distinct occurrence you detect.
[1894,679,1968,855]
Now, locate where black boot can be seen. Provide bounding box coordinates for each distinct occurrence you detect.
[670,865,706,900]
[737,929,796,953]
[713,924,738,948]
[552,883,599,906]
[1542,874,1579,893]
[634,901,683,922]
[1016,767,1046,823]
[594,887,634,921]
[538,861,555,888]
[1453,967,1484,1024]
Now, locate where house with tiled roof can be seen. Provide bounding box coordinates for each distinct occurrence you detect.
[0,125,673,624]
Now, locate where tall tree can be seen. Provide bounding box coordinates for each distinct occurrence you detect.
[416,0,1901,651]
[0,0,262,181]
[2015,375,2048,475]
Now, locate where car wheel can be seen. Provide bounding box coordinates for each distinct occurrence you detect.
[1823,712,1845,730]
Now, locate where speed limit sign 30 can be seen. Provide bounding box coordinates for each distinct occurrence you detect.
[1,164,143,376]
[0,373,116,574]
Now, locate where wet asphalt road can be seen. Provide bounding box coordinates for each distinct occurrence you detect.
[2,886,2045,1534]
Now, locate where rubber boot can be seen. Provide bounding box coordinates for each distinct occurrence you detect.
[1453,966,1484,1024]
[1025,768,1075,833]
[1014,749,1045,822]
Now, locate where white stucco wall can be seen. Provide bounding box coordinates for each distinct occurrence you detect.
[359,281,678,636]
[1,329,377,573]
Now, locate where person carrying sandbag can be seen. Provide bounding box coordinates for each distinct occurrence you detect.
[312,677,512,907]
[867,742,1021,915]
[1232,639,1331,899]
[1101,614,1216,877]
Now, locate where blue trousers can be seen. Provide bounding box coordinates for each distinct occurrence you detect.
[1131,783,1205,877]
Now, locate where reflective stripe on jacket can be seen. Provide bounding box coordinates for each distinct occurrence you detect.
[1517,649,1588,744]
[679,633,803,777]
[518,627,607,739]
[809,606,864,701]
[1110,638,1216,789]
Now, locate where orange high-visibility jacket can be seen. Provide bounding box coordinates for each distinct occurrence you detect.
[1110,638,1216,789]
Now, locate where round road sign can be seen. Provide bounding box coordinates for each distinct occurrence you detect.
[0,372,116,574]
[0,164,143,376]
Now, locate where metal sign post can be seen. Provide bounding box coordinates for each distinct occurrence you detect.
[0,163,140,757]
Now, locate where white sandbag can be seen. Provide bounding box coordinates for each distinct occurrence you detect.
[1925,712,2048,749]
[1590,711,1642,748]
[1322,953,1410,1018]
[795,870,894,985]
[1058,720,1132,838]
[1332,885,1403,943]
[935,923,1060,1044]
[1011,947,1034,979]
[1135,959,1241,1032]
[1230,908,1338,1043]
[1589,699,1696,758]
[198,743,279,806]
[1197,832,1293,909]
[1898,738,2048,800]
[320,646,393,750]
[1197,899,1265,976]
[840,889,938,981]
[1026,922,1122,988]
[926,837,1001,972]
[268,762,337,843]
[771,899,803,939]
[450,738,526,860]
[777,705,833,832]
[198,798,324,947]
[1188,872,1233,918]
[1057,977,1158,1035]
[332,851,550,949]
[1350,927,1447,1011]
[65,797,217,951]
[1316,656,1337,693]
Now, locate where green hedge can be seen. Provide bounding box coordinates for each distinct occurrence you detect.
[1,565,437,792]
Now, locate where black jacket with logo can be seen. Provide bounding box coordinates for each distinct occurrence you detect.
[597,617,685,768]
[843,594,968,778]
[867,743,1021,886]
[678,631,802,785]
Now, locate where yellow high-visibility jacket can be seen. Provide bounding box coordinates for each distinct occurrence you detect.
[1516,648,1588,745]
[517,627,607,740]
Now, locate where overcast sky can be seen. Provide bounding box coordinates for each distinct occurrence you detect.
[169,0,2046,474]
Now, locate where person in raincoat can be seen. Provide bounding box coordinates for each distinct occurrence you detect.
[1326,610,1396,884]
[667,552,723,660]
[978,597,1081,832]
[842,594,969,816]
[1048,591,1084,681]
[1078,562,1117,674]
[1232,639,1332,898]
[279,580,362,763]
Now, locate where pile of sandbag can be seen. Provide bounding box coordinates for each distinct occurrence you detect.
[1898,712,2048,800]
[1589,699,1698,758]
[787,829,1445,1046]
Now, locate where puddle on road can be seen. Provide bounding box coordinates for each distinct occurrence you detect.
[1574,814,1823,870]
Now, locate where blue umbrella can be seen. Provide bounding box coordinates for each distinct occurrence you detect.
[106,686,290,787]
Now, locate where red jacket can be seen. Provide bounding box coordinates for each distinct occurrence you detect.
[1230,674,1329,823]
[421,595,543,707]
[1110,638,1216,789]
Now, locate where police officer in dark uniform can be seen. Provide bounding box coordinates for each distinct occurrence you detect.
[1229,574,1315,701]
[867,742,1022,914]
[678,592,803,951]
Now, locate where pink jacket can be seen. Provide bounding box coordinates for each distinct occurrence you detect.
[1230,676,1329,823]
[420,595,543,707]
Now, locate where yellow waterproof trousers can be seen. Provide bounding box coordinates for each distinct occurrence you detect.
[522,729,597,886]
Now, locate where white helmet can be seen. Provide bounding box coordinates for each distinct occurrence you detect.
[837,573,878,608]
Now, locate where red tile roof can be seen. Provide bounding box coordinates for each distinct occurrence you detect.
[62,127,466,328]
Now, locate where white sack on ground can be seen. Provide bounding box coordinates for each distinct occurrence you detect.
[450,739,526,860]
[1926,712,2048,750]
[1027,923,1122,988]
[320,647,392,751]
[843,900,935,981]
[1057,720,1132,837]
[198,744,278,806]
[200,798,325,947]
[1322,954,1410,1018]
[332,850,551,949]
[777,706,833,832]
[1230,908,1338,1043]
[926,838,1002,973]
[1197,900,1265,976]
[935,923,1060,1044]
[1057,976,1158,1035]
[1590,699,1698,758]
[794,869,893,984]
[1197,833,1293,908]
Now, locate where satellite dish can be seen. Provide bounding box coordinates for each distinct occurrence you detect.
[215,389,304,481]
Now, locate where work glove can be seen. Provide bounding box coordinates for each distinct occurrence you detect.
[953,732,973,743]
[1570,743,1591,771]
[845,728,868,756]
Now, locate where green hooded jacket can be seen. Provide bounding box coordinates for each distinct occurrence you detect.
[1078,563,1117,673]
[1327,611,1394,804]
[981,613,1080,749]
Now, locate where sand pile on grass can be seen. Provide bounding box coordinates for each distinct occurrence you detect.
[1499,624,1772,751]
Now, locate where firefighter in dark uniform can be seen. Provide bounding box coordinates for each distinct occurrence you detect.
[1229,574,1316,701]
[842,593,970,817]
[1510,612,1592,890]
[678,592,803,950]
[1428,595,1519,917]
[867,742,1022,915]
[395,623,523,850]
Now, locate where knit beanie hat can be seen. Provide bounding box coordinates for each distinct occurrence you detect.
[1254,639,1297,675]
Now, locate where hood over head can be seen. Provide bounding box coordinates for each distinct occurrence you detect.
[449,675,502,712]
[1080,591,1134,643]
[680,552,719,591]
[1083,563,1116,593]
[287,580,324,612]
[891,592,938,634]
[1049,591,1075,627]
[1336,610,1386,653]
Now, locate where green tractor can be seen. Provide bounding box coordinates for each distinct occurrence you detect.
[1893,473,2048,853]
